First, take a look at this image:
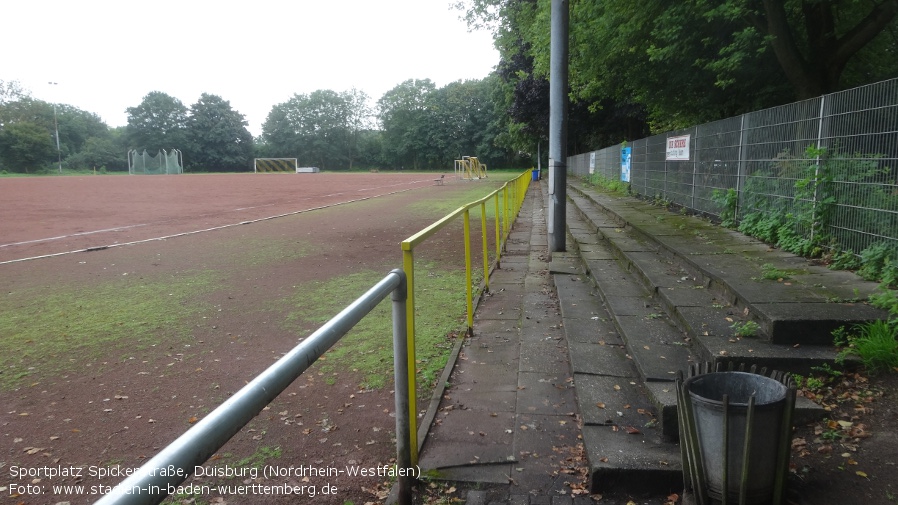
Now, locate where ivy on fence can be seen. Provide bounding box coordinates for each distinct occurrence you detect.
[708,145,898,285]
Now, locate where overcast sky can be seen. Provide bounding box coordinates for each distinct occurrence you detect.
[3,0,498,136]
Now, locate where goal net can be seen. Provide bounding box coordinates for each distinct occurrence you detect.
[128,149,183,175]
[254,158,298,173]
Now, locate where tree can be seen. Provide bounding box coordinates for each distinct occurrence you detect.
[0,79,30,106]
[342,88,374,170]
[261,89,374,169]
[64,136,126,171]
[125,91,188,152]
[456,0,898,133]
[751,0,898,98]
[185,93,254,171]
[378,79,436,169]
[0,121,56,173]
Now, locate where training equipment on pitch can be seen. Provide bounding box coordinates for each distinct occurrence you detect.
[454,156,487,180]
[128,149,183,175]
[253,158,320,173]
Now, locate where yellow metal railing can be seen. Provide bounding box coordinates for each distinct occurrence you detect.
[400,170,532,464]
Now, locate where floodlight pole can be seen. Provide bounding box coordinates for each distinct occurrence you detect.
[49,82,62,173]
[548,0,569,252]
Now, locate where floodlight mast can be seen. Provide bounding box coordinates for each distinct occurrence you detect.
[48,82,62,173]
[548,0,568,252]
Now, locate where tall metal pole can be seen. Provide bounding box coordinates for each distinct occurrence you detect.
[548,0,569,252]
[48,82,62,173]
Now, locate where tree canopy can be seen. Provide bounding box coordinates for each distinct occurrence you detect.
[126,91,188,152]
[185,93,254,171]
[457,0,898,137]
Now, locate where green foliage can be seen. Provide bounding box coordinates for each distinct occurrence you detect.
[711,188,738,228]
[792,373,826,392]
[233,445,282,470]
[64,136,127,171]
[285,267,468,393]
[185,93,254,171]
[460,0,898,136]
[730,320,760,338]
[830,250,861,271]
[585,173,629,195]
[126,91,188,152]
[736,145,898,266]
[858,243,898,283]
[759,263,792,281]
[0,121,57,172]
[837,320,898,375]
[0,271,217,390]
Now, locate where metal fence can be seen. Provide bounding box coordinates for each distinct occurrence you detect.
[569,78,898,255]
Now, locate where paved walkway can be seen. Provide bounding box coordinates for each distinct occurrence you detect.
[417,181,670,505]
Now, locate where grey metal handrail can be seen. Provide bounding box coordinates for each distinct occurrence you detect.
[95,269,412,505]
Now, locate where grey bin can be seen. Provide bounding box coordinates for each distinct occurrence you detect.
[678,366,797,505]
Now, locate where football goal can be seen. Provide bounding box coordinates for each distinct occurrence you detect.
[128,149,183,175]
[254,158,320,173]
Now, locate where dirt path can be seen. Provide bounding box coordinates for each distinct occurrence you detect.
[1,173,498,504]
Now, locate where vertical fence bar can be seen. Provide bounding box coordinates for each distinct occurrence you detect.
[400,249,419,465]
[391,269,412,505]
[494,193,501,267]
[721,393,729,505]
[464,209,474,335]
[481,202,490,293]
[738,395,756,505]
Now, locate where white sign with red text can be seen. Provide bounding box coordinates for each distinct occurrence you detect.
[666,134,690,161]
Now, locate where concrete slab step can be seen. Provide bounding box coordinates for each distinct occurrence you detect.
[568,186,889,346]
[562,195,831,441]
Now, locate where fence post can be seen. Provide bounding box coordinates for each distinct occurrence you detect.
[736,114,747,220]
[464,209,475,335]
[810,95,828,244]
[391,269,413,505]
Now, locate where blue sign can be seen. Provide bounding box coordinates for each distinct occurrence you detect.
[621,147,632,182]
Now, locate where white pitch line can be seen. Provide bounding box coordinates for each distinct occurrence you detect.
[0,181,433,266]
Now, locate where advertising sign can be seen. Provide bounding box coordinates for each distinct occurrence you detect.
[621,147,631,182]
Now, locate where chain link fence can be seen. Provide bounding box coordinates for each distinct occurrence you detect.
[569,78,898,256]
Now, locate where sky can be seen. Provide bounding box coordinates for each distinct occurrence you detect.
[3,0,499,136]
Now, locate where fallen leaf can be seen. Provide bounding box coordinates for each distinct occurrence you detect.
[624,426,641,435]
[856,471,868,478]
[596,402,606,409]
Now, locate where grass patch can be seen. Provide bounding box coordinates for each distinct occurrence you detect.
[231,445,283,470]
[0,271,217,390]
[838,320,898,375]
[284,267,467,393]
[754,263,806,281]
[409,176,518,217]
[218,237,314,267]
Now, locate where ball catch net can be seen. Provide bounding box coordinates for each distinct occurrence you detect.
[128,149,183,175]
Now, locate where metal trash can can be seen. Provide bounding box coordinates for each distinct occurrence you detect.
[677,364,796,505]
